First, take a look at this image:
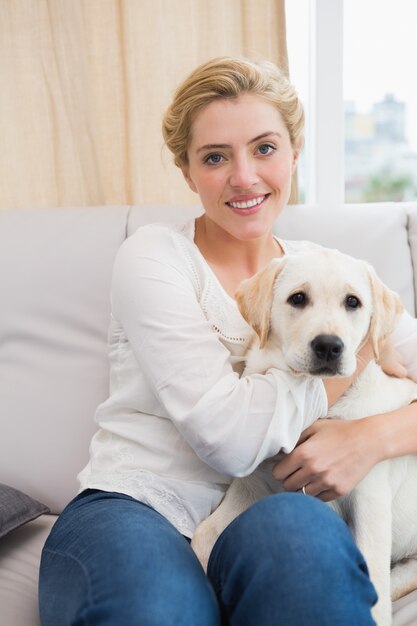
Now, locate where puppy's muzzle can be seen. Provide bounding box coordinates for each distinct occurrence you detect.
[310,334,344,375]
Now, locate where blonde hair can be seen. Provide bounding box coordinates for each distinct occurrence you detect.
[162,56,305,168]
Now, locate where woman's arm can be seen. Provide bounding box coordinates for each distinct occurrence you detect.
[111,225,328,478]
[367,400,417,460]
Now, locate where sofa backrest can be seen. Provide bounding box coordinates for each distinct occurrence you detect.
[0,207,129,512]
[0,202,416,514]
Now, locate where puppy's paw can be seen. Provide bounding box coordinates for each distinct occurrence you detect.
[391,559,417,601]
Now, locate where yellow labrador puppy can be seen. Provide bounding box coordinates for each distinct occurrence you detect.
[191,247,417,626]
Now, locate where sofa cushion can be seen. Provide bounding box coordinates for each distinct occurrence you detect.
[0,206,130,514]
[0,515,57,626]
[394,589,417,626]
[0,483,49,539]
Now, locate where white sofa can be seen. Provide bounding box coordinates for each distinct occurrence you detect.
[1,203,417,626]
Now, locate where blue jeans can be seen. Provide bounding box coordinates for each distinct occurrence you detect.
[39,490,377,625]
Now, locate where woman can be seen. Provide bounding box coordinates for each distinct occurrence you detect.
[39,56,417,626]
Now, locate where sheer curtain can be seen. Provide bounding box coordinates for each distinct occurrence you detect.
[0,0,288,209]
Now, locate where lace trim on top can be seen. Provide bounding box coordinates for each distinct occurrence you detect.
[92,469,192,536]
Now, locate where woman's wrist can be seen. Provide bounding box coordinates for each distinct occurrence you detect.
[323,340,374,407]
[365,402,417,462]
[359,413,392,465]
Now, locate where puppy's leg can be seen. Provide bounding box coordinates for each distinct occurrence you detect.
[349,469,393,626]
[191,472,275,572]
[391,559,417,601]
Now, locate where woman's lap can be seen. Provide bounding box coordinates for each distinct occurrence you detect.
[39,489,219,626]
[39,490,376,626]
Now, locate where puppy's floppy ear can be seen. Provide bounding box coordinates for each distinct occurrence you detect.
[235,258,285,348]
[367,264,403,358]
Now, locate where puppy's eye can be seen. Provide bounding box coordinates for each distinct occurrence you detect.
[288,292,308,307]
[345,295,361,309]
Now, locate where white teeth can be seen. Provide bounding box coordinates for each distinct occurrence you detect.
[228,196,265,209]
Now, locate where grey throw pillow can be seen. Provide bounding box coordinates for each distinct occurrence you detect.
[0,482,49,538]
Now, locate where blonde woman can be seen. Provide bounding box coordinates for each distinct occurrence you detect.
[39,57,417,625]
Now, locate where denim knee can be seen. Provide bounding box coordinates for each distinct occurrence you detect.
[39,490,220,626]
[41,535,219,626]
[208,493,377,626]
[210,492,357,571]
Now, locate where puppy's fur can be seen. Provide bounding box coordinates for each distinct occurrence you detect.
[191,247,417,626]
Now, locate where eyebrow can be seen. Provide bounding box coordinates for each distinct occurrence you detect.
[196,131,282,154]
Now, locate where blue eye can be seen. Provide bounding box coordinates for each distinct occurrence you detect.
[204,153,223,165]
[258,143,275,155]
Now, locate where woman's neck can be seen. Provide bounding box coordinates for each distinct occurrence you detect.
[194,215,283,298]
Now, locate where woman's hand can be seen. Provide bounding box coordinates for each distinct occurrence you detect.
[272,418,381,501]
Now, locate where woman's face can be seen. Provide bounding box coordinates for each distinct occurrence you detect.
[181,93,299,243]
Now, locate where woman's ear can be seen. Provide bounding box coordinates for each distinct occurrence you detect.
[291,147,300,174]
[180,165,197,193]
[236,259,285,348]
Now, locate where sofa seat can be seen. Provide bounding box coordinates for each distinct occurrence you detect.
[0,516,57,626]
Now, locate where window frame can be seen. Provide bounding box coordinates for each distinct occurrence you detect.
[306,0,344,209]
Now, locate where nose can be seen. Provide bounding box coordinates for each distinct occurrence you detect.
[311,335,344,363]
[229,156,259,189]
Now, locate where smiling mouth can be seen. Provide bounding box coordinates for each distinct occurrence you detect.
[226,194,270,210]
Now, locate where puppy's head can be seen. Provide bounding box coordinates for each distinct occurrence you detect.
[236,248,403,378]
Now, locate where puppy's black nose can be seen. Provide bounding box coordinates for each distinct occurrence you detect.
[311,335,344,362]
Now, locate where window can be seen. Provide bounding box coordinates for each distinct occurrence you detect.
[286,0,417,207]
[344,0,417,202]
[286,0,310,203]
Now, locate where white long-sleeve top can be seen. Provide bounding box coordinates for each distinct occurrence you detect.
[78,218,417,537]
